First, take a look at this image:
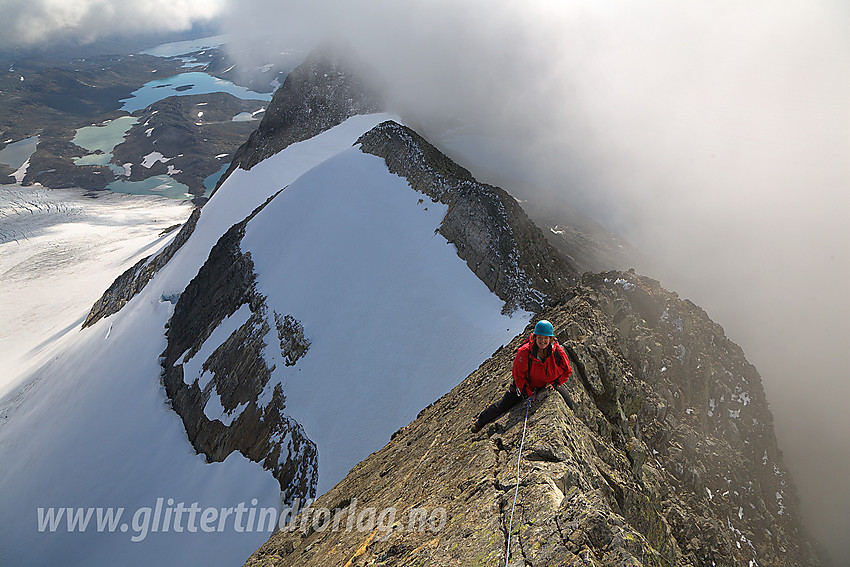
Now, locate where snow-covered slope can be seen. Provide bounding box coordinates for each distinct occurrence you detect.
[0,187,192,396]
[0,114,531,565]
[238,146,530,492]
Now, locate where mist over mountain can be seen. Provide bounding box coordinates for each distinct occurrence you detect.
[221,2,850,560]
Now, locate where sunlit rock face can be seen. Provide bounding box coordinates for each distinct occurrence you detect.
[245,271,825,567]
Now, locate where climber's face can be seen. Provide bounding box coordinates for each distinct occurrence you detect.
[535,335,552,350]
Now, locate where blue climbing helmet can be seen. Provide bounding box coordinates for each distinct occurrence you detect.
[533,320,554,337]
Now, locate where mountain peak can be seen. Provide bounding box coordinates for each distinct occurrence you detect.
[219,43,384,188]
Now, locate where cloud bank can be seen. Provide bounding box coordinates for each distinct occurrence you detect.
[221,0,849,559]
[0,0,227,49]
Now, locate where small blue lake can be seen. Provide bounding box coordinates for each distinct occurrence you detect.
[204,164,229,192]
[119,72,272,113]
[72,116,138,163]
[141,35,227,58]
[107,175,194,200]
[0,136,39,170]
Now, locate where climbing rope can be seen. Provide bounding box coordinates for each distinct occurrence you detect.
[505,393,533,566]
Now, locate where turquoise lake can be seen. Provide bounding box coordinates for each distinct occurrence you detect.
[119,72,272,113]
[0,136,38,170]
[61,36,269,200]
[107,175,194,200]
[72,116,138,161]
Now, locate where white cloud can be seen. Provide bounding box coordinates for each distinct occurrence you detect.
[220,0,850,558]
[0,0,228,48]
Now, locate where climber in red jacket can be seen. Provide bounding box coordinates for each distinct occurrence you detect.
[472,320,575,433]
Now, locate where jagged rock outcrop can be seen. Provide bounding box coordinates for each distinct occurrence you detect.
[160,195,317,504]
[217,43,384,190]
[357,120,580,312]
[519,191,647,275]
[244,270,824,567]
[83,207,200,328]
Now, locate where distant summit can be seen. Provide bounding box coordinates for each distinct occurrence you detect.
[218,42,385,189]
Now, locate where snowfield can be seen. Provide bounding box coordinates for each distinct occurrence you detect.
[0,186,193,395]
[0,114,531,566]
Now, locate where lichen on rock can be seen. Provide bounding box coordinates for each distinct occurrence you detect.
[243,271,825,567]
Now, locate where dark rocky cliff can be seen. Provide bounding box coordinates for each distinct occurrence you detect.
[244,271,824,567]
[217,43,384,190]
[160,194,317,504]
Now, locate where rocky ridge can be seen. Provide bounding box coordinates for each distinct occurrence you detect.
[83,208,200,328]
[244,271,824,567]
[218,43,384,190]
[150,115,582,502]
[357,120,579,312]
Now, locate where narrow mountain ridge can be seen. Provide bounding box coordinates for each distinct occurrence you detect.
[244,271,824,567]
[153,116,581,502]
[358,121,579,312]
[218,42,384,189]
[83,208,200,328]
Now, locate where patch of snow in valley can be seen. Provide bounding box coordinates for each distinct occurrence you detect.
[141,152,171,168]
[13,159,30,183]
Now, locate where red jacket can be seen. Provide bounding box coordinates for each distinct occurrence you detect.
[512,336,572,397]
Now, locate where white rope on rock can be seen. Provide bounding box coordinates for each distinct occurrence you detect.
[505,394,533,567]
